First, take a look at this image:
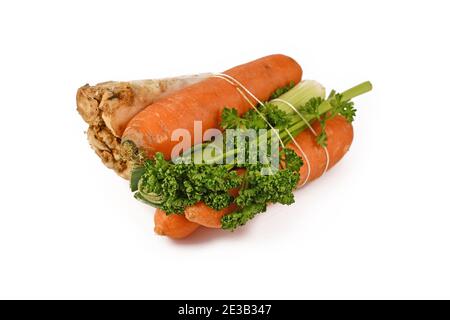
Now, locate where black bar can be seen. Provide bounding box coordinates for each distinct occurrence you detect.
[1,299,446,317]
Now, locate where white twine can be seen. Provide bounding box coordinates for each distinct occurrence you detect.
[212,73,285,147]
[212,73,330,186]
[283,129,312,187]
[271,98,330,186]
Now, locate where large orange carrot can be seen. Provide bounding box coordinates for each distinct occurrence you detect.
[123,54,302,158]
[182,115,354,229]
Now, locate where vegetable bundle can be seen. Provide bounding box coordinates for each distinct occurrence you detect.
[77,54,372,239]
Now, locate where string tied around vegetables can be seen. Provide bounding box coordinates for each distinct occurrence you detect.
[272,98,330,186]
[213,73,329,185]
[212,73,285,148]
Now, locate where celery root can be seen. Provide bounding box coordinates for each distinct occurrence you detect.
[77,74,210,179]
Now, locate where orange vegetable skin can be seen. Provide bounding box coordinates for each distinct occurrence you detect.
[184,169,244,228]
[154,209,200,239]
[123,54,302,158]
[183,115,354,228]
[184,202,238,229]
[292,115,353,186]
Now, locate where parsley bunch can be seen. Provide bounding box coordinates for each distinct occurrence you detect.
[131,153,242,214]
[222,149,302,230]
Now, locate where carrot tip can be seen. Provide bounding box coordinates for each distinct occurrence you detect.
[154,226,165,236]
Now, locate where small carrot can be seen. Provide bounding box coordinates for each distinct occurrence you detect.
[184,201,238,229]
[184,169,244,228]
[122,54,303,159]
[154,209,200,239]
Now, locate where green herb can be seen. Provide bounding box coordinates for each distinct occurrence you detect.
[135,153,242,214]
[270,81,295,99]
[300,97,327,146]
[221,108,246,129]
[241,109,267,130]
[258,103,291,129]
[221,103,291,130]
[222,150,302,230]
[281,148,303,172]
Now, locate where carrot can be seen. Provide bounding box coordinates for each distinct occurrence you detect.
[292,115,353,186]
[122,54,303,159]
[184,169,244,228]
[154,170,244,234]
[184,203,238,229]
[182,115,353,228]
[154,209,200,239]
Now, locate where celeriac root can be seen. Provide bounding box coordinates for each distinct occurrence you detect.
[77,74,210,179]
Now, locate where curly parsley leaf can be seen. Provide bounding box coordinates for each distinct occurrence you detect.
[134,153,242,214]
[260,103,291,129]
[221,108,245,129]
[221,103,290,131]
[221,155,301,230]
[270,81,295,100]
[281,148,303,172]
[330,93,357,122]
[242,110,268,130]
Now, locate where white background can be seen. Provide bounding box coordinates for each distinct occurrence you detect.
[0,0,449,300]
